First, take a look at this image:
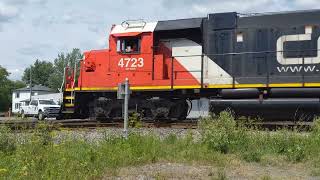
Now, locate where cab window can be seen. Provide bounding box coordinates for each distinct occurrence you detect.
[39,100,56,105]
[30,100,38,106]
[117,38,141,54]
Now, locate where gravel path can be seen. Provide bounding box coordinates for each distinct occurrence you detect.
[53,128,201,143]
[103,162,318,180]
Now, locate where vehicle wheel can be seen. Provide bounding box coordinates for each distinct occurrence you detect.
[55,114,62,120]
[38,111,45,121]
[21,110,25,119]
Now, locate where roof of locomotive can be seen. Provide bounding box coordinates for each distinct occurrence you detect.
[238,9,320,28]
[110,21,157,35]
[109,9,320,35]
[155,17,203,31]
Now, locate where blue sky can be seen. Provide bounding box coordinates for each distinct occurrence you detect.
[0,0,319,80]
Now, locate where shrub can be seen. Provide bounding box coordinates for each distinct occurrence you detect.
[0,126,16,154]
[200,111,249,154]
[242,149,263,162]
[33,122,54,146]
[164,133,177,144]
[311,118,320,139]
[199,111,313,163]
[129,112,142,128]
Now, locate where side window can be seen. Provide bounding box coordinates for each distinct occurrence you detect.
[16,92,20,98]
[15,103,21,110]
[117,38,141,54]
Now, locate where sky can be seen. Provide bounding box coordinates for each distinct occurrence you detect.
[0,0,320,80]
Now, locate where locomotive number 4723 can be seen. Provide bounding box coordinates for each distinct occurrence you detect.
[118,58,144,68]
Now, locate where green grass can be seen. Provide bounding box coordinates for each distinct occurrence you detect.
[0,112,320,179]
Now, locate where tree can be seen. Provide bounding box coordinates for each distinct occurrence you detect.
[22,60,54,87]
[20,48,83,91]
[0,65,9,85]
[48,48,83,90]
[0,66,11,111]
[0,66,25,111]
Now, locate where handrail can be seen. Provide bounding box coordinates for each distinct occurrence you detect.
[171,49,320,58]
[59,67,66,92]
[168,49,320,89]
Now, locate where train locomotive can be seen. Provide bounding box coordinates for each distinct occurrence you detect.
[60,10,320,121]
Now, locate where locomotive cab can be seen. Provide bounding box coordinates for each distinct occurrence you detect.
[78,20,157,88]
[108,23,155,86]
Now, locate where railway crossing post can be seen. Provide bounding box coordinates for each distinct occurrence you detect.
[118,78,131,139]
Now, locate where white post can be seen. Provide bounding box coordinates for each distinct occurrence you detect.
[123,78,129,139]
[29,66,32,102]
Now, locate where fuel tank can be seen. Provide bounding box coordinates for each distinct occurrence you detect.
[220,88,320,99]
[211,96,320,121]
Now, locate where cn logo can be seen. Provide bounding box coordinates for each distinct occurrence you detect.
[277,26,320,65]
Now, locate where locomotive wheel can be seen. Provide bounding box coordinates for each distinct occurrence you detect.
[150,106,170,120]
[87,97,189,121]
[144,99,189,121]
[168,99,189,120]
[89,97,115,121]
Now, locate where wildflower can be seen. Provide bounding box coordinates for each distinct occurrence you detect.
[0,168,8,174]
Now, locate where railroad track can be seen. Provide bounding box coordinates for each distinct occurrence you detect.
[0,118,315,130]
[0,119,199,129]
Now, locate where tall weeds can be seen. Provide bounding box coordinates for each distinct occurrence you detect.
[200,112,320,164]
[0,113,320,179]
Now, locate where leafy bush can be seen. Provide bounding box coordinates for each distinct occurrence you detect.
[242,149,263,162]
[34,122,54,145]
[129,112,142,128]
[200,111,249,154]
[199,111,320,163]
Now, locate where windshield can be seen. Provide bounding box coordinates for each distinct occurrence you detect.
[39,100,56,105]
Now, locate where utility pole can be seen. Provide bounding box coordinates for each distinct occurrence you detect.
[123,78,129,139]
[29,66,32,102]
[117,78,130,139]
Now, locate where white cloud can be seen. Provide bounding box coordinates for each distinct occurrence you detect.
[7,68,23,80]
[96,36,107,48]
[293,0,320,9]
[0,2,18,22]
[188,0,294,15]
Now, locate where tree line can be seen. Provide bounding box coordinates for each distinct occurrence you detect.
[22,48,82,90]
[0,48,82,112]
[0,67,25,111]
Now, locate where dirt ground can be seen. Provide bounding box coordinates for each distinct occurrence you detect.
[103,161,319,180]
